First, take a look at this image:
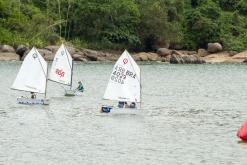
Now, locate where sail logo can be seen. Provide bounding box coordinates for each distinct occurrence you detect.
[61,50,64,56]
[32,53,38,59]
[56,69,65,77]
[123,58,128,64]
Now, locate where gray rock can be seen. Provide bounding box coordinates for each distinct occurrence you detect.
[136,52,149,61]
[37,49,54,61]
[171,50,184,56]
[147,53,159,61]
[170,54,184,64]
[157,48,171,57]
[228,51,238,56]
[82,49,99,61]
[183,55,205,64]
[132,55,141,61]
[72,54,84,61]
[0,45,15,53]
[79,58,88,62]
[22,48,54,61]
[170,53,205,64]
[0,52,20,61]
[21,49,30,60]
[16,45,28,56]
[207,43,223,53]
[198,48,209,57]
[161,56,170,62]
[44,45,59,53]
[86,54,97,61]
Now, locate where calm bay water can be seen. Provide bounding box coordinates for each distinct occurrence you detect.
[0,61,247,164]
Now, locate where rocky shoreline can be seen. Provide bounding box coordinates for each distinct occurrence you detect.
[0,43,247,64]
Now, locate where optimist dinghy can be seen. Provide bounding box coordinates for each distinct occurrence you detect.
[11,47,49,105]
[49,44,79,96]
[101,50,142,113]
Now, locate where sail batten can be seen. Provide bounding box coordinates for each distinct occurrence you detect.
[11,47,48,94]
[49,44,73,86]
[103,50,141,103]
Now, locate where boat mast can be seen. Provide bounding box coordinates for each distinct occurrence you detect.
[64,44,73,89]
[140,66,142,109]
[70,60,74,90]
[44,65,48,98]
[34,47,48,97]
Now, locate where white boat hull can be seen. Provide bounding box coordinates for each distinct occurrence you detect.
[109,108,140,114]
[64,90,83,96]
[17,97,49,105]
[100,106,139,114]
[64,89,75,96]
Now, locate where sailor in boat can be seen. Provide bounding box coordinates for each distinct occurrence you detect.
[118,101,125,108]
[118,101,136,108]
[30,92,36,99]
[76,81,84,92]
[129,102,136,108]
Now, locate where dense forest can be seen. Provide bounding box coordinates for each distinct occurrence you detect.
[0,0,247,51]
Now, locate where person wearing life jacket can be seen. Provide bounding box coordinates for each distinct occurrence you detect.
[30,92,36,99]
[118,101,125,108]
[129,102,136,108]
[76,81,84,92]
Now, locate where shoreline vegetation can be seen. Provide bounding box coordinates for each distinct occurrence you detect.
[0,0,247,63]
[0,43,247,64]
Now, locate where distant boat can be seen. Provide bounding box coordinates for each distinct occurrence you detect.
[49,44,76,96]
[101,50,141,113]
[11,47,49,105]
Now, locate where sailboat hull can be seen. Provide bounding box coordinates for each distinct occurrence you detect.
[64,90,83,96]
[64,89,75,96]
[100,106,140,114]
[17,97,49,105]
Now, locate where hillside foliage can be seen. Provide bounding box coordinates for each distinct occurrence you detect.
[0,0,247,51]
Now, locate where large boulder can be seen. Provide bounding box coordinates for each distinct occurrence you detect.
[72,53,84,61]
[86,54,98,61]
[228,51,238,56]
[147,53,160,61]
[22,48,54,61]
[232,50,247,60]
[170,51,205,64]
[0,52,20,61]
[82,49,98,61]
[203,52,235,63]
[132,54,141,61]
[21,49,30,60]
[37,49,54,61]
[207,43,223,53]
[157,48,171,57]
[161,56,171,63]
[16,45,28,57]
[197,49,209,57]
[183,55,205,64]
[178,50,197,55]
[170,54,184,64]
[65,45,78,55]
[44,45,59,53]
[0,45,15,53]
[137,52,149,61]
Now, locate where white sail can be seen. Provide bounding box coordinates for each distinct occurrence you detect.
[11,47,48,94]
[49,44,73,86]
[103,50,141,102]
